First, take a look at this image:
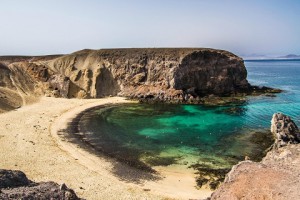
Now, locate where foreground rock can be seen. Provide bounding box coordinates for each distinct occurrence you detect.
[210,114,300,200]
[0,169,82,200]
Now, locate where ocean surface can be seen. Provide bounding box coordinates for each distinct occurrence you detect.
[78,60,300,174]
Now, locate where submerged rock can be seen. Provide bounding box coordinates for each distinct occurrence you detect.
[271,112,300,147]
[0,169,82,200]
[188,164,230,190]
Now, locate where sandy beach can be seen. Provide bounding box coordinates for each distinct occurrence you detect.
[0,96,211,200]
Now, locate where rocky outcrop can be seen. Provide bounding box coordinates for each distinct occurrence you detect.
[210,114,300,200]
[0,55,66,112]
[0,48,280,110]
[42,48,251,101]
[271,113,300,147]
[0,169,82,200]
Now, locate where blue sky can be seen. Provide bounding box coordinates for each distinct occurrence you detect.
[0,0,299,56]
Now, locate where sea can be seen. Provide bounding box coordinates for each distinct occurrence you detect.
[77,59,300,181]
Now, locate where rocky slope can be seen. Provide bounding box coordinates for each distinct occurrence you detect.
[0,55,62,113]
[210,113,300,200]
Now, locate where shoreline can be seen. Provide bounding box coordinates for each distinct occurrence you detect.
[0,96,211,200]
[51,98,212,199]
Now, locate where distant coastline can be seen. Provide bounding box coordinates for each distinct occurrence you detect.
[244,58,300,62]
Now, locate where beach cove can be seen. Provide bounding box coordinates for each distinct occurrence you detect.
[0,96,212,199]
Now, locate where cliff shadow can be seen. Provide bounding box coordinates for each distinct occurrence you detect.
[96,67,120,97]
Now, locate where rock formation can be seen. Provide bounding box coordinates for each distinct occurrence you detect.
[0,169,82,200]
[0,48,280,112]
[42,48,251,101]
[210,114,300,200]
[271,112,300,147]
[0,55,63,113]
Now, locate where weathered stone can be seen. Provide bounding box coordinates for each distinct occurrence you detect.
[271,113,300,147]
[41,48,252,101]
[0,48,281,111]
[0,169,31,189]
[0,169,82,200]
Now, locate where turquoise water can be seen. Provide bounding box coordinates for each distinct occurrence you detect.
[79,60,300,172]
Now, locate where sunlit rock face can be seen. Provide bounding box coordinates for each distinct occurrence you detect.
[42,48,250,101]
[0,48,251,107]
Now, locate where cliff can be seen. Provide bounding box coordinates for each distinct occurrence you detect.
[0,169,82,199]
[42,48,250,100]
[0,48,277,112]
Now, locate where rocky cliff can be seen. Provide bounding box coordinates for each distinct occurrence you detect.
[42,48,251,101]
[0,48,277,112]
[0,55,63,113]
[210,113,300,200]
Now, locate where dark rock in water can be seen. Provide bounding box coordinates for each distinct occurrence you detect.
[249,86,282,94]
[144,156,179,166]
[221,107,245,115]
[264,93,276,97]
[188,164,230,190]
[271,113,300,147]
[0,169,82,200]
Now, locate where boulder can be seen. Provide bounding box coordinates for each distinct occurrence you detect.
[0,169,82,200]
[271,113,300,147]
[0,169,31,189]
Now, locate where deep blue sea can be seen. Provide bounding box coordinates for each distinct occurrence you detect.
[79,60,300,171]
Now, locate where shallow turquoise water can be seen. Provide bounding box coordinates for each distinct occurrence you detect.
[79,60,300,170]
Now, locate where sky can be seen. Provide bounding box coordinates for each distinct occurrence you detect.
[0,0,299,56]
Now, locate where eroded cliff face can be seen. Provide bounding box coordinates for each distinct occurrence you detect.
[0,55,63,112]
[39,48,250,101]
[0,63,23,112]
[0,48,252,110]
